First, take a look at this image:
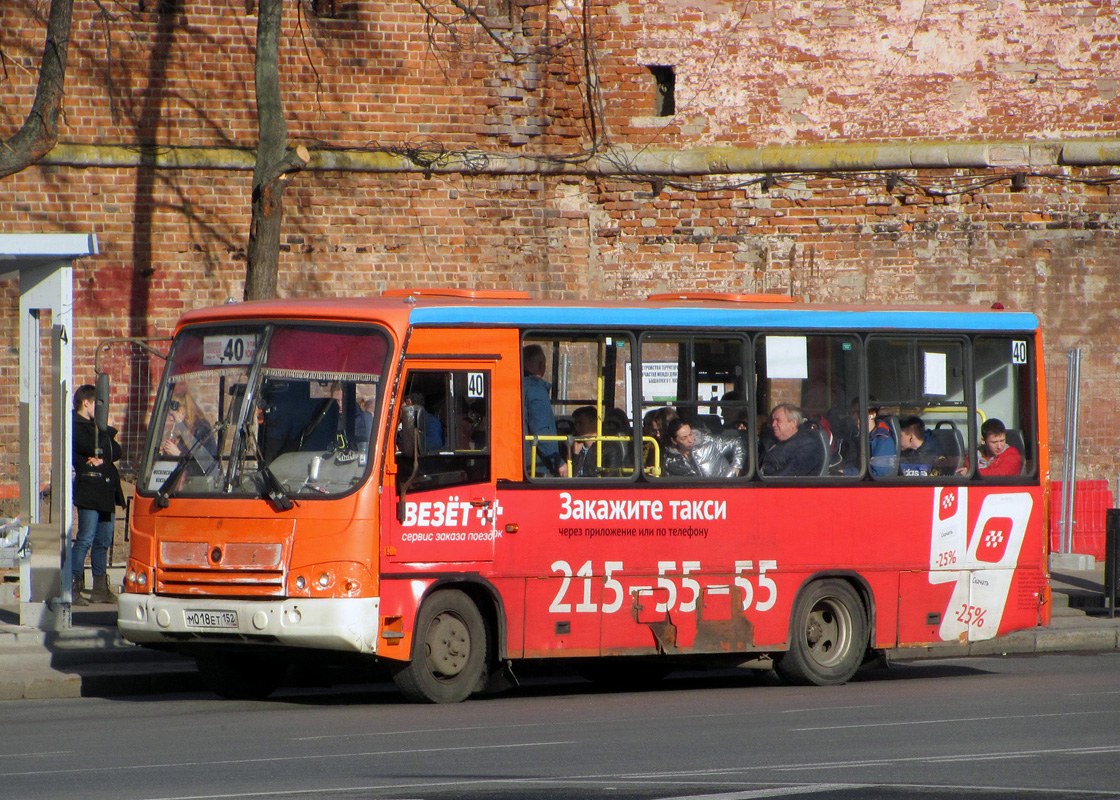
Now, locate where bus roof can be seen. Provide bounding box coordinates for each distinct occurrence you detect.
[176,294,1040,334]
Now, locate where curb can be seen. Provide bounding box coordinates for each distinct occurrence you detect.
[887,624,1120,663]
[1,624,1117,702]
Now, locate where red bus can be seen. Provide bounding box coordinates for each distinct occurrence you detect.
[117,289,1050,702]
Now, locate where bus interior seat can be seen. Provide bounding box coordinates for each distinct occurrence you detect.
[554,415,574,461]
[1004,427,1029,474]
[810,425,831,476]
[930,421,965,471]
[694,414,724,436]
[882,414,900,447]
[602,416,634,467]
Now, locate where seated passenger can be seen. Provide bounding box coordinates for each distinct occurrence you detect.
[977,417,1022,476]
[898,416,945,476]
[571,406,625,476]
[354,396,375,447]
[160,386,217,473]
[405,392,444,451]
[642,406,678,471]
[604,407,632,437]
[760,403,824,477]
[719,391,747,430]
[867,404,898,476]
[661,417,745,478]
[840,402,897,476]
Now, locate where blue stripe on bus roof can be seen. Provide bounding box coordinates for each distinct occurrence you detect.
[409,305,1039,331]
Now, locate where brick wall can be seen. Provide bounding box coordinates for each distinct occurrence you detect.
[2,0,1119,485]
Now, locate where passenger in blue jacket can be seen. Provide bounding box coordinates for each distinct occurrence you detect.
[522,344,567,477]
[867,404,898,477]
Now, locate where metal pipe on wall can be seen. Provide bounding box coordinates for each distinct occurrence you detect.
[1060,348,1082,555]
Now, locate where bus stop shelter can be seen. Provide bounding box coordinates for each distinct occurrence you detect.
[0,233,98,630]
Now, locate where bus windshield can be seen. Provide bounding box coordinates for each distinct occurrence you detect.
[141,322,390,502]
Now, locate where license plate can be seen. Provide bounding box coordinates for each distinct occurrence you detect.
[184,609,239,629]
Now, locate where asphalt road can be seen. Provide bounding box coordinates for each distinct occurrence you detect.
[1,653,1118,800]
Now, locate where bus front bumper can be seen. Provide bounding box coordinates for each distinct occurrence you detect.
[117,593,381,655]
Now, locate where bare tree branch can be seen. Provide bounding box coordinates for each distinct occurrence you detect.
[0,0,74,179]
[244,0,309,301]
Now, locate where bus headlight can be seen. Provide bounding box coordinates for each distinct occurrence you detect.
[123,561,153,593]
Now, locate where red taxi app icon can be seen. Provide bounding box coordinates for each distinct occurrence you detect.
[976,517,1012,563]
[938,488,958,521]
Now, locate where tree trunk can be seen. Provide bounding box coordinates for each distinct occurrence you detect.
[0,0,73,178]
[244,0,307,301]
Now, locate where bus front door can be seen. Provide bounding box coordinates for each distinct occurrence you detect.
[385,365,498,565]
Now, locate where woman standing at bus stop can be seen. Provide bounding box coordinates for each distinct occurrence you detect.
[71,384,125,605]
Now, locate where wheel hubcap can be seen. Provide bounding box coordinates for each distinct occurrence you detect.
[805,597,852,668]
[424,612,471,678]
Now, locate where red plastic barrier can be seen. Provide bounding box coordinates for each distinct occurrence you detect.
[1050,480,1114,559]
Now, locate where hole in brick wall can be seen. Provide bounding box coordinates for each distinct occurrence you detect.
[647,65,676,116]
[307,0,350,19]
[139,0,182,13]
[484,0,515,30]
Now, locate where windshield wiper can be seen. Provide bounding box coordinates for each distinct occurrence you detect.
[253,440,294,512]
[155,424,224,508]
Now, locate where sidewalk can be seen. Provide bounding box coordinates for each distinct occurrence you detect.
[886,561,1120,663]
[0,562,1116,701]
[0,568,200,700]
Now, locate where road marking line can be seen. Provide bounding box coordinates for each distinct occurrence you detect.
[660,784,866,800]
[770,744,1120,772]
[794,709,1118,731]
[0,740,576,779]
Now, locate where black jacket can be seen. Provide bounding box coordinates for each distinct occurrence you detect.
[72,412,125,512]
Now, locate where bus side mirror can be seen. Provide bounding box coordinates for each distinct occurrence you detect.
[94,372,110,433]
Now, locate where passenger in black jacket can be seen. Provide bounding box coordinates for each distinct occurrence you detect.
[760,404,825,477]
[71,384,125,605]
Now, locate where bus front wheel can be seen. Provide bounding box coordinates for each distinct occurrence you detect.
[775,579,867,686]
[391,589,489,703]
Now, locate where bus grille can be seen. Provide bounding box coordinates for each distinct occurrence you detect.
[156,540,286,596]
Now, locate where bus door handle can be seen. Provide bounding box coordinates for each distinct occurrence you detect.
[470,497,490,507]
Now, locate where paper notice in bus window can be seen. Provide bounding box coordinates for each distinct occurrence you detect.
[147,460,178,492]
[923,351,947,395]
[638,361,679,403]
[766,336,808,380]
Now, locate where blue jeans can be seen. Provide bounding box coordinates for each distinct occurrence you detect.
[72,508,114,578]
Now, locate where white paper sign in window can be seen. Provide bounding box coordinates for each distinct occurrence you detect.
[766,336,808,380]
[924,351,948,395]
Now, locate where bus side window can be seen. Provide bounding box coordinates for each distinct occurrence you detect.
[974,336,1033,478]
[755,334,860,478]
[867,336,969,480]
[397,370,491,490]
[639,334,749,479]
[522,333,637,480]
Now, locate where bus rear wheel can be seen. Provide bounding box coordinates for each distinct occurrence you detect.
[775,579,867,686]
[391,589,489,703]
